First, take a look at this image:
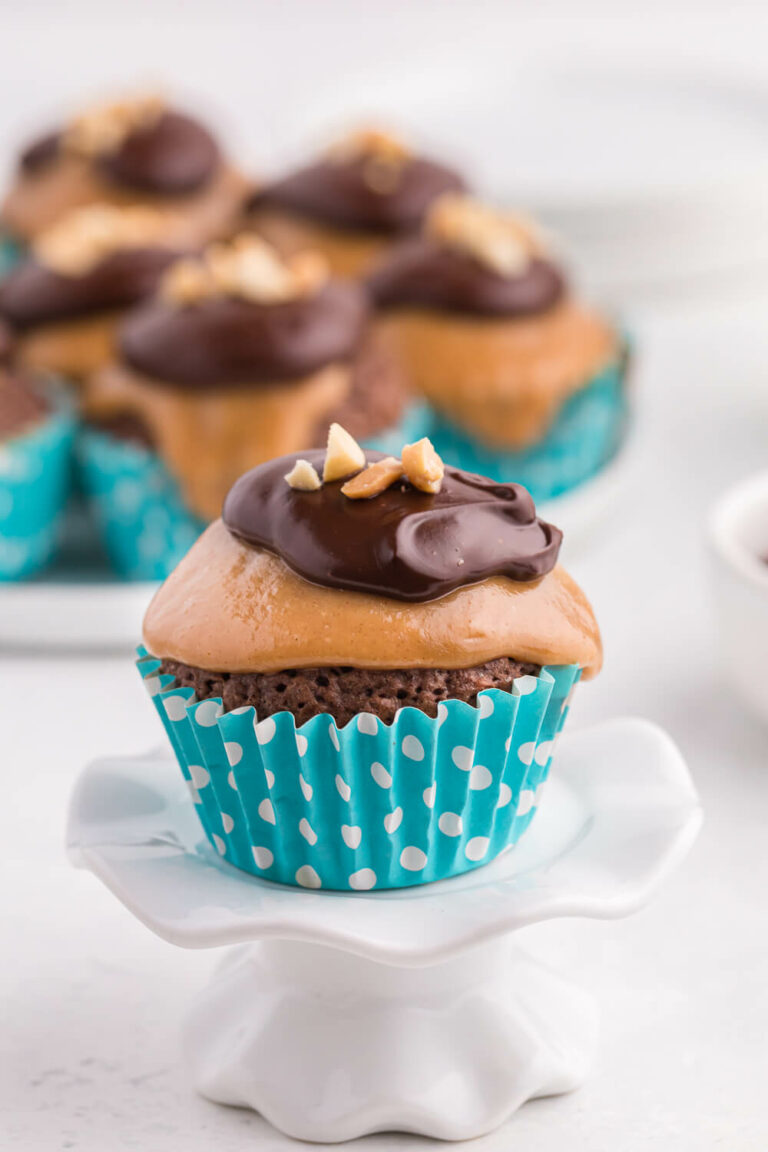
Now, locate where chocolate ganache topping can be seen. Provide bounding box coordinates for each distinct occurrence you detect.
[368,240,565,317]
[248,154,465,234]
[120,280,368,388]
[18,112,220,195]
[223,450,562,601]
[0,248,181,329]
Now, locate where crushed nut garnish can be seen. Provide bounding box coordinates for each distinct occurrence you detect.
[64,94,165,158]
[162,234,329,306]
[327,127,411,167]
[341,456,404,499]
[401,437,444,494]
[426,193,540,277]
[160,258,211,305]
[323,422,366,482]
[34,204,173,276]
[285,459,322,491]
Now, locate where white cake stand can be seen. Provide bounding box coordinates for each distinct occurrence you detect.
[67,718,701,1144]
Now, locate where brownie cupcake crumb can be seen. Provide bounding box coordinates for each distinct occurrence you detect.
[159,656,541,727]
[0,373,49,439]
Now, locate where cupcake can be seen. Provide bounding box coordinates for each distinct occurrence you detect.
[0,205,187,386]
[1,93,246,250]
[368,194,629,500]
[0,363,75,580]
[137,427,602,890]
[245,128,466,279]
[80,234,412,579]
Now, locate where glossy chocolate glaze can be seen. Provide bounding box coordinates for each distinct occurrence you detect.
[98,112,220,194]
[248,154,465,234]
[119,280,368,387]
[0,248,181,328]
[17,112,220,194]
[368,239,565,317]
[223,450,562,601]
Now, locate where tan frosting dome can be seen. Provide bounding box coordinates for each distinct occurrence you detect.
[143,519,602,677]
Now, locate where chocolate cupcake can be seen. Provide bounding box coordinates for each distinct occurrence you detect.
[369,194,629,500]
[245,128,466,279]
[0,204,187,385]
[0,368,74,579]
[137,428,601,890]
[80,234,413,579]
[1,94,246,248]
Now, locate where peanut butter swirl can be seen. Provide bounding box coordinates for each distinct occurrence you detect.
[223,450,562,602]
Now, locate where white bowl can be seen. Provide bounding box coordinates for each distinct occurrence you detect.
[709,471,768,725]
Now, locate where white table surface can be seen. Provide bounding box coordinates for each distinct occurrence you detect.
[2,288,767,1150]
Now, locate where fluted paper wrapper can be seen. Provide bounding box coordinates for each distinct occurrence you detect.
[138,647,580,891]
[78,429,204,580]
[0,392,74,580]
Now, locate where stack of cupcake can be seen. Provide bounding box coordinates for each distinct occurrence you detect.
[0,100,631,582]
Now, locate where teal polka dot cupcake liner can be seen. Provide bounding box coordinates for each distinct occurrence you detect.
[77,429,205,581]
[137,646,580,891]
[426,346,630,502]
[0,391,75,580]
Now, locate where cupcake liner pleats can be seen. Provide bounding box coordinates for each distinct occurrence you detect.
[137,647,580,891]
[77,429,205,580]
[427,347,630,502]
[0,397,75,580]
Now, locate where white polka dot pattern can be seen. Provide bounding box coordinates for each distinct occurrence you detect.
[296,865,322,889]
[400,846,427,871]
[141,645,579,892]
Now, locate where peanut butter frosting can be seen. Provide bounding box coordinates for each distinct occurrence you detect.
[143,519,602,677]
[378,301,618,449]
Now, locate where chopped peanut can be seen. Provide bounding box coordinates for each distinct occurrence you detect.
[426,193,537,277]
[34,204,171,276]
[341,456,404,499]
[323,422,366,482]
[285,459,322,491]
[401,437,444,494]
[161,258,212,304]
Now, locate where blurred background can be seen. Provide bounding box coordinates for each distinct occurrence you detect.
[3,4,768,1149]
[3,0,768,303]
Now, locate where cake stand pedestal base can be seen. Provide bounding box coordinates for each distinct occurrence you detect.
[68,719,701,1143]
[186,937,597,1143]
